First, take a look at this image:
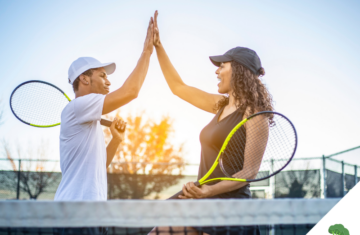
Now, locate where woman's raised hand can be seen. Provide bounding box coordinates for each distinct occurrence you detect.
[153,10,161,47]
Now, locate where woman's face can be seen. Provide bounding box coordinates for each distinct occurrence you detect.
[216,62,232,94]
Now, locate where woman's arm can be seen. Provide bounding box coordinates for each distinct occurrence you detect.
[179,180,249,199]
[153,11,223,114]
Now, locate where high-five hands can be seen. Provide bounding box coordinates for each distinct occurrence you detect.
[153,10,161,47]
[143,17,154,54]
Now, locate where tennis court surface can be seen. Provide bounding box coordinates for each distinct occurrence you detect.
[0,198,339,235]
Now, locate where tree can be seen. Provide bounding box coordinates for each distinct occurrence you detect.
[328,224,349,235]
[104,111,186,199]
[0,98,4,126]
[0,139,61,199]
[275,163,321,198]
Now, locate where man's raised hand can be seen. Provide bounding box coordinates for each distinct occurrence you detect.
[143,17,154,54]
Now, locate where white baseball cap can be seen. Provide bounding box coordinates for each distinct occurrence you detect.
[68,57,116,84]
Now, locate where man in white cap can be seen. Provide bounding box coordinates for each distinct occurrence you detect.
[54,18,154,203]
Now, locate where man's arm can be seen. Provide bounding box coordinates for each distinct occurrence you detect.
[106,138,121,168]
[102,18,154,115]
[106,117,126,167]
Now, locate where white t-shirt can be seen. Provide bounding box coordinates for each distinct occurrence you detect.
[54,93,107,201]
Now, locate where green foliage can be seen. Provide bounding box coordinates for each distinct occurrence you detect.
[328,224,349,235]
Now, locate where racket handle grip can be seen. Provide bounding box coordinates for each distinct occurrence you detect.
[167,181,201,200]
[100,119,112,127]
[168,189,184,200]
[101,118,127,133]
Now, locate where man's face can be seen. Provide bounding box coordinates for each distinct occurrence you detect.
[89,68,111,95]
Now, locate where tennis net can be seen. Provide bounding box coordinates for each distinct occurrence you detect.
[0,198,339,235]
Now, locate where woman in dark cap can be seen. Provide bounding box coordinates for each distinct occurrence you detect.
[151,10,273,235]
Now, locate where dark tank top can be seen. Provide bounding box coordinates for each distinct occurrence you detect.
[198,106,251,199]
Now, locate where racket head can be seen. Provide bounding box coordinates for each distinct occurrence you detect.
[219,111,297,182]
[10,80,71,127]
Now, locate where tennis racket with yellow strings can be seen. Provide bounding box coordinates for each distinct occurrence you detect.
[169,111,297,199]
[10,80,119,128]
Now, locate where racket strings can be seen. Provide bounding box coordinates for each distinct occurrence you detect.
[244,120,271,179]
[256,115,296,179]
[219,113,296,181]
[221,126,246,176]
[10,82,69,125]
[229,130,246,170]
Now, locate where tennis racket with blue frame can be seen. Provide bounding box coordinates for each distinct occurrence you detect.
[10,80,115,128]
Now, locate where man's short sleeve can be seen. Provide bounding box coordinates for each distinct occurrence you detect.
[73,94,105,124]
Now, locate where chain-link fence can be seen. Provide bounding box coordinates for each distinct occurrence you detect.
[1,146,359,200]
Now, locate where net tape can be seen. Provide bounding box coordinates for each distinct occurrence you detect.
[0,199,339,228]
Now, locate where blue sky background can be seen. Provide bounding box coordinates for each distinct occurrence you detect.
[0,0,359,168]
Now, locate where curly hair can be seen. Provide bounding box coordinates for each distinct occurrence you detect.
[215,61,274,116]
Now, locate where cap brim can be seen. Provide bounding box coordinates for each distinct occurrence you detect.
[209,55,232,67]
[93,62,116,75]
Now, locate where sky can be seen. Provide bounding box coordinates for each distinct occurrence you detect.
[0,0,359,170]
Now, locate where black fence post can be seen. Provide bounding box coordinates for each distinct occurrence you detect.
[271,159,275,199]
[341,161,345,197]
[322,155,326,198]
[16,159,21,200]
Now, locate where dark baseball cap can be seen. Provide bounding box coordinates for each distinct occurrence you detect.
[209,47,262,75]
